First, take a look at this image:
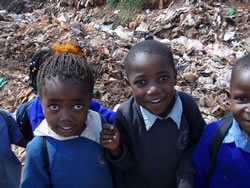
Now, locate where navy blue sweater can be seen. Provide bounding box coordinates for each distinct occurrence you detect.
[108,92,205,188]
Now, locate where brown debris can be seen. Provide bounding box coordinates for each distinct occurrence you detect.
[0,0,249,124]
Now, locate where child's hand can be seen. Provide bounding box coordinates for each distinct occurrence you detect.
[100,124,121,158]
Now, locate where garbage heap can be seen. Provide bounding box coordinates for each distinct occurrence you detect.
[0,0,249,123]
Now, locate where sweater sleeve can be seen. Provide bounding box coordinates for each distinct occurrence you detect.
[192,121,220,188]
[107,108,137,171]
[176,92,206,188]
[90,99,115,124]
[20,137,51,188]
[28,96,45,131]
[6,110,24,144]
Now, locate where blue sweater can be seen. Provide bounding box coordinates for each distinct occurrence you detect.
[20,110,121,188]
[0,110,23,188]
[28,96,115,131]
[192,120,250,188]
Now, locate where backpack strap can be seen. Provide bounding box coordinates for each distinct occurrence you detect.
[0,109,11,138]
[207,112,233,182]
[41,136,53,188]
[16,100,34,141]
[178,91,205,132]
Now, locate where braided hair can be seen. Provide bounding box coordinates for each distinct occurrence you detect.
[29,41,86,94]
[29,49,53,93]
[37,52,95,97]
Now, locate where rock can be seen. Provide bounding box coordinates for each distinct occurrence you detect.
[183,72,198,82]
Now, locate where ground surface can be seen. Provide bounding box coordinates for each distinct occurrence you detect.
[0,0,249,168]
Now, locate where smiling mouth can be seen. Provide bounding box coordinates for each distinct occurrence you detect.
[149,99,163,104]
[60,126,73,132]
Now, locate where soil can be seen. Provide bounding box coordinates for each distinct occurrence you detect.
[0,0,249,173]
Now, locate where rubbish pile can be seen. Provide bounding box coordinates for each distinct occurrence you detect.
[0,0,249,124]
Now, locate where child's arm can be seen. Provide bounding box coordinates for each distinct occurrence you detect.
[6,110,27,146]
[176,93,206,188]
[101,109,137,171]
[100,124,121,158]
[192,121,220,188]
[20,137,51,188]
[90,99,115,124]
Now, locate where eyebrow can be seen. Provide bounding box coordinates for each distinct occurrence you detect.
[47,98,84,102]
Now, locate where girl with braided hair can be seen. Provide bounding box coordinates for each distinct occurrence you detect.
[17,42,115,141]
[19,46,122,188]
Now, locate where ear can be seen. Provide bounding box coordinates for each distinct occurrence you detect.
[125,77,130,87]
[125,77,133,93]
[174,69,177,85]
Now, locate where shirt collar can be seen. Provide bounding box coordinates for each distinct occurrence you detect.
[223,119,250,153]
[139,92,183,131]
[34,110,102,144]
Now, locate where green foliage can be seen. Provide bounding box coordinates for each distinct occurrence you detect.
[107,0,118,8]
[118,0,143,25]
[107,0,144,28]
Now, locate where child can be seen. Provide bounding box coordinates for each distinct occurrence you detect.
[100,40,205,188]
[192,54,250,188]
[19,52,121,188]
[0,109,28,188]
[17,43,115,141]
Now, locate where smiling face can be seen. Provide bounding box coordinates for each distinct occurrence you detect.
[40,77,92,137]
[231,70,250,141]
[127,53,176,117]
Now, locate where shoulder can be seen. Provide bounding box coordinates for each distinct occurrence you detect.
[0,109,15,123]
[178,90,198,106]
[26,136,43,153]
[29,96,41,110]
[116,97,137,117]
[202,120,222,141]
[0,109,23,143]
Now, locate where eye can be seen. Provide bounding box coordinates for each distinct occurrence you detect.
[74,104,83,110]
[236,96,247,102]
[49,104,59,111]
[135,80,146,87]
[159,75,168,81]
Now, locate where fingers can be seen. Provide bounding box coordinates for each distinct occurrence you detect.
[102,123,115,131]
[100,124,120,151]
[100,124,119,136]
[100,130,118,143]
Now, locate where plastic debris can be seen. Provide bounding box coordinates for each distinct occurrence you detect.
[0,0,249,124]
[224,31,235,41]
[0,78,7,90]
[226,8,235,16]
[204,44,235,58]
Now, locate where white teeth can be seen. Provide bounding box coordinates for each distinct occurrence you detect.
[150,99,161,103]
[62,127,72,130]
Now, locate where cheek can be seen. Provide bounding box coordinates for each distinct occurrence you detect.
[131,88,144,99]
[76,109,89,123]
[44,112,57,125]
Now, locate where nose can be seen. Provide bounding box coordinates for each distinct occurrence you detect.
[59,109,73,122]
[147,84,161,96]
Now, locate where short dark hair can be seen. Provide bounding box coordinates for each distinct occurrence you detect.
[29,49,53,93]
[124,40,175,77]
[230,54,250,89]
[37,53,94,96]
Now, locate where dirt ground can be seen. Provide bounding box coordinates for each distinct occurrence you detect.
[0,0,249,170]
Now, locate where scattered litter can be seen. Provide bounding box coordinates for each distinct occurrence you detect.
[0,77,7,90]
[0,0,249,124]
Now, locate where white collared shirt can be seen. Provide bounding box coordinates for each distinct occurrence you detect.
[223,119,250,153]
[34,110,102,144]
[139,94,183,131]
